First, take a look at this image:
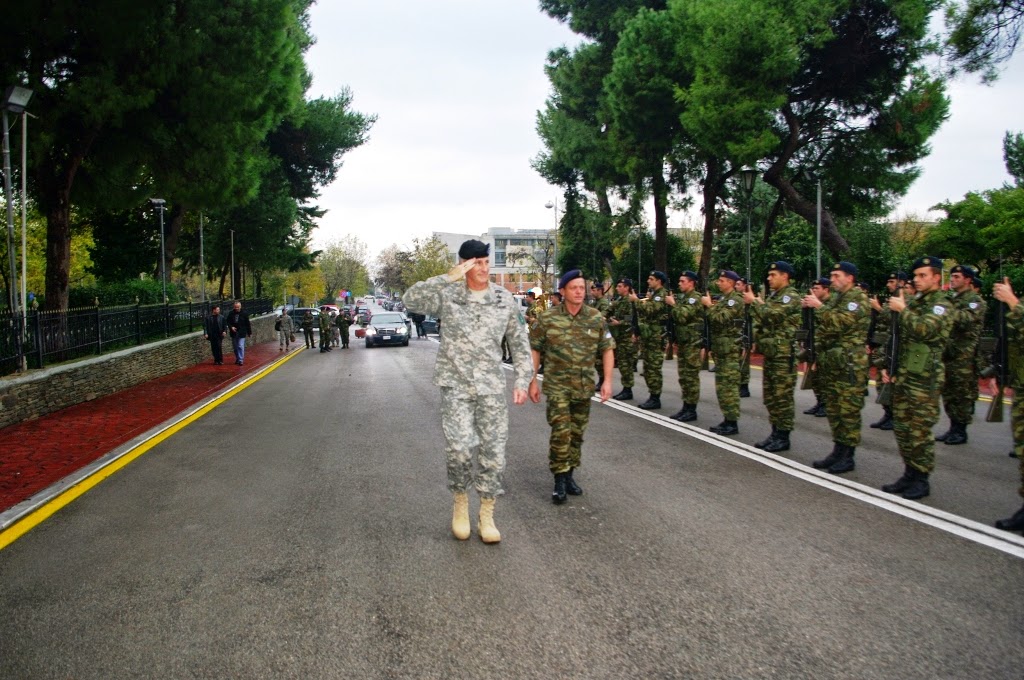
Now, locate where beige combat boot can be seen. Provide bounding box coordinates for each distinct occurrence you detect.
[478,497,501,544]
[451,492,470,540]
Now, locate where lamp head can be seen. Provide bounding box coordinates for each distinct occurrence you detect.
[2,86,33,114]
[739,166,757,194]
[149,198,166,207]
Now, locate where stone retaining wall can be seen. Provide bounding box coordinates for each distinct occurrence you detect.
[0,315,275,430]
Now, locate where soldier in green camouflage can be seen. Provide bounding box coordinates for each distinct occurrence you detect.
[880,256,954,500]
[608,278,638,401]
[529,269,615,504]
[668,271,705,422]
[588,281,612,391]
[802,261,871,474]
[337,310,352,348]
[971,276,991,409]
[744,261,802,452]
[318,310,333,353]
[992,277,1024,531]
[703,270,746,435]
[802,278,831,418]
[630,271,672,410]
[935,264,986,445]
[736,277,753,398]
[868,271,908,430]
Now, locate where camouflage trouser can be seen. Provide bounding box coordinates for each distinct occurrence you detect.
[713,346,742,420]
[893,371,944,473]
[676,341,702,404]
[763,353,797,431]
[740,353,751,385]
[639,332,665,394]
[818,348,868,446]
[1013,394,1024,498]
[614,333,636,388]
[440,389,508,497]
[942,355,978,424]
[546,395,592,473]
[278,329,291,347]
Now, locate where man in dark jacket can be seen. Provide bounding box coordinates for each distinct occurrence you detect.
[226,301,252,365]
[203,305,227,365]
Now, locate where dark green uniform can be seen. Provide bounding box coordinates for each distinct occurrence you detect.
[337,313,352,348]
[816,286,871,446]
[671,291,704,405]
[607,297,637,388]
[942,288,986,424]
[636,290,671,395]
[1007,305,1024,492]
[749,285,802,431]
[530,304,615,474]
[318,312,332,352]
[301,311,315,348]
[589,296,612,380]
[707,290,745,421]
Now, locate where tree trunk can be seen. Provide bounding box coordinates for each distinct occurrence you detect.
[652,169,669,273]
[698,157,722,282]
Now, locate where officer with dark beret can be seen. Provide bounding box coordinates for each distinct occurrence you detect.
[736,276,753,397]
[668,269,705,421]
[608,277,639,400]
[802,277,832,417]
[869,270,910,430]
[587,280,612,391]
[629,270,673,409]
[702,269,746,434]
[935,263,986,446]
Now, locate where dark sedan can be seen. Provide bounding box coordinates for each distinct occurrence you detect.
[363,312,411,347]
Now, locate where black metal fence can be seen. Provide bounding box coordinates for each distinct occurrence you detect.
[0,298,273,376]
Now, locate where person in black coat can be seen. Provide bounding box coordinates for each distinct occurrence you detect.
[225,301,252,365]
[203,305,227,365]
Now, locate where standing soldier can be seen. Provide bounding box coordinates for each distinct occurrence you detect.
[337,309,352,348]
[935,264,986,445]
[588,281,612,391]
[525,291,541,325]
[736,277,753,398]
[608,278,638,401]
[803,277,832,418]
[630,271,672,410]
[744,261,802,452]
[868,272,908,430]
[301,309,316,349]
[992,278,1024,531]
[529,270,615,503]
[802,262,871,474]
[702,270,746,435]
[880,256,953,500]
[668,271,705,422]
[318,309,333,352]
[277,308,294,352]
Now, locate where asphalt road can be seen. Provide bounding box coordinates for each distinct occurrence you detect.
[2,317,1023,678]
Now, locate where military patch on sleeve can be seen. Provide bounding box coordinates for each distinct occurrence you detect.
[933,305,946,315]
[727,299,736,307]
[605,331,612,339]
[782,295,791,303]
[969,302,979,310]
[654,296,663,302]
[517,311,526,325]
[688,297,696,304]
[847,302,859,311]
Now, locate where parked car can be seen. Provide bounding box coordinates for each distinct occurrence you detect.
[421,316,440,334]
[363,312,411,347]
[289,307,320,329]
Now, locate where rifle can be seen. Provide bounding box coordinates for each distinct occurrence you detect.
[630,300,641,338]
[867,308,880,349]
[798,306,816,390]
[986,294,1008,423]
[876,309,900,406]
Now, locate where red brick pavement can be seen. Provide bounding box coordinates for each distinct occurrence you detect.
[0,342,296,513]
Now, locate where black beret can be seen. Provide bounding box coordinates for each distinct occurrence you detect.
[458,239,490,260]
[951,264,976,278]
[887,271,910,281]
[591,281,605,289]
[679,270,699,282]
[617,277,635,290]
[768,261,795,277]
[831,261,858,277]
[558,269,584,290]
[815,277,831,287]
[718,270,741,282]
[857,281,871,293]
[738,277,749,285]
[911,255,942,271]
[649,270,669,285]
[972,276,984,289]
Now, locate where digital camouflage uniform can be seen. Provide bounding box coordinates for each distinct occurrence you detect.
[337,313,352,348]
[530,304,615,474]
[816,286,871,446]
[942,288,986,424]
[636,289,671,395]
[671,291,705,405]
[403,275,533,497]
[892,288,952,473]
[277,313,294,349]
[589,295,612,379]
[749,285,802,430]
[607,296,637,388]
[707,290,746,420]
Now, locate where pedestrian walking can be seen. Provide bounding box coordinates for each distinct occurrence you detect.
[225,301,252,366]
[203,305,227,365]
[668,271,704,421]
[703,270,746,435]
[277,309,294,351]
[402,239,533,544]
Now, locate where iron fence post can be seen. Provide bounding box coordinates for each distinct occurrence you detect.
[135,299,142,346]
[95,298,102,354]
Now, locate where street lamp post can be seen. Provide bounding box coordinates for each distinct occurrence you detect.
[199,212,206,304]
[149,199,167,303]
[230,229,235,299]
[739,167,757,282]
[2,85,32,372]
[545,199,558,292]
[815,179,822,279]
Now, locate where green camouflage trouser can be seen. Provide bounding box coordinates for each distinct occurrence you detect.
[1014,394,1024,498]
[818,348,868,446]
[893,369,944,473]
[546,395,592,473]
[942,354,978,424]
[714,345,742,420]
[639,332,665,394]
[614,333,636,388]
[676,342,702,404]
[740,354,751,385]
[763,353,797,431]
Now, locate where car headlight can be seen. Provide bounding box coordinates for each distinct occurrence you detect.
[396,326,408,334]
[365,326,376,335]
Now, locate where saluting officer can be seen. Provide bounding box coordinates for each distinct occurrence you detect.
[630,271,672,410]
[744,261,802,452]
[991,278,1024,531]
[868,271,908,430]
[880,256,953,500]
[702,270,746,435]
[608,278,638,401]
[668,271,705,422]
[935,264,986,446]
[802,262,871,474]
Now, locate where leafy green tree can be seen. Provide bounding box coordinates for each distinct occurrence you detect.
[375,245,413,293]
[926,187,1024,270]
[401,238,452,288]
[320,236,371,301]
[1004,130,1024,185]
[945,0,1024,81]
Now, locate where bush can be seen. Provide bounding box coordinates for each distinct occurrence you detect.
[69,279,182,308]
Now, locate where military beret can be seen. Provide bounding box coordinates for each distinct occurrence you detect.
[591,281,605,289]
[911,255,942,271]
[951,264,976,278]
[458,239,490,260]
[768,261,796,277]
[718,270,741,282]
[617,277,635,290]
[887,271,910,281]
[649,270,669,285]
[972,276,984,289]
[815,277,831,287]
[679,270,699,282]
[558,269,584,290]
[857,281,871,293]
[831,261,858,277]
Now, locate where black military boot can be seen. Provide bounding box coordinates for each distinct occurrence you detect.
[813,403,827,417]
[813,443,843,469]
[803,401,822,415]
[739,383,751,398]
[552,473,568,504]
[881,465,915,494]
[679,404,698,422]
[828,445,856,474]
[754,426,778,449]
[935,421,953,442]
[670,404,690,421]
[763,430,791,453]
[944,421,968,445]
[995,504,1024,531]
[612,387,633,401]
[710,420,739,435]
[870,407,893,429]
[901,468,930,500]
[638,394,661,410]
[565,468,583,496]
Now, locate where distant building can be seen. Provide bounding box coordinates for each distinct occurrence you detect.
[433,227,558,293]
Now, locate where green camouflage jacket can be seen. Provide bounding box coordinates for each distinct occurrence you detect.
[748,284,802,359]
[530,304,615,399]
[944,288,986,361]
[706,290,745,354]
[817,286,871,353]
[608,297,636,340]
[897,288,952,379]
[636,287,671,340]
[670,289,705,344]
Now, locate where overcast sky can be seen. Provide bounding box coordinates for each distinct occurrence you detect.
[304,2,1023,262]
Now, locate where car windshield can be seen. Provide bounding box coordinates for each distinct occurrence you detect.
[372,314,405,325]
